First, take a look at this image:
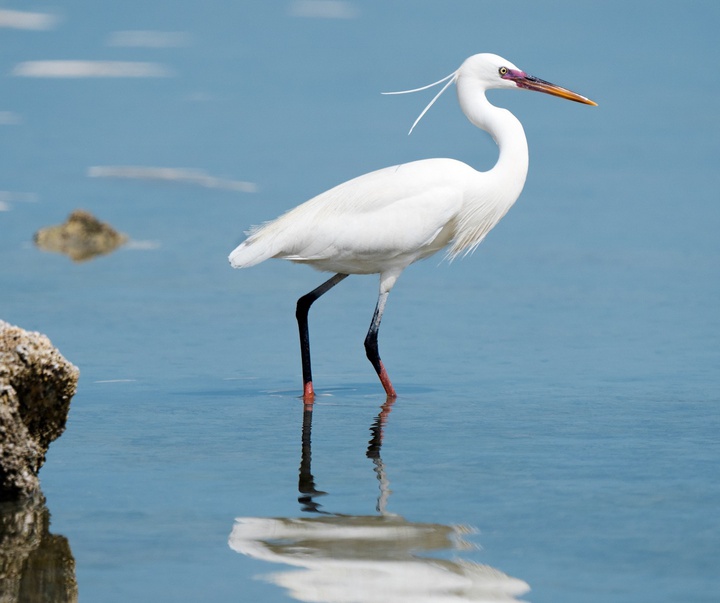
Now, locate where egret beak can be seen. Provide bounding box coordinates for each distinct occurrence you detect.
[504,69,597,106]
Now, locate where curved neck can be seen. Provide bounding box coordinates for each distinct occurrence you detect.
[445,74,530,257]
[456,76,529,191]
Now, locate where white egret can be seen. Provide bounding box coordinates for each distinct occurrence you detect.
[229,53,596,402]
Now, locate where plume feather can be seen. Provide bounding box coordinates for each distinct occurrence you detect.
[382,70,458,135]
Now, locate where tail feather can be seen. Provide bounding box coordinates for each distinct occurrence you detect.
[228,238,276,268]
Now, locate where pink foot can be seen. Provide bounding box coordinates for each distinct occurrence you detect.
[303,381,315,404]
[377,361,397,398]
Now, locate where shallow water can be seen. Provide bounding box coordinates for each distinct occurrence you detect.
[1,2,719,602]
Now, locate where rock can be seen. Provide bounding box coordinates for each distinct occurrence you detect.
[34,209,127,262]
[0,321,79,501]
[0,493,78,602]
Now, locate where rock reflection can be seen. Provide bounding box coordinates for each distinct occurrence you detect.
[229,399,529,602]
[0,494,77,602]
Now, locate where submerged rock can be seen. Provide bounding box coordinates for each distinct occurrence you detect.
[34,209,127,262]
[0,321,79,500]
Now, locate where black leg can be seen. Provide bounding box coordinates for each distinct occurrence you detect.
[363,290,397,398]
[296,273,348,400]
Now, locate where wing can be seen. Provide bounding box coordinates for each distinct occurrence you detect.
[230,159,475,271]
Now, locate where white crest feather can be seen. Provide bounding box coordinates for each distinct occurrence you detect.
[382,70,458,135]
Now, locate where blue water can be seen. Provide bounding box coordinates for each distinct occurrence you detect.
[1,2,719,601]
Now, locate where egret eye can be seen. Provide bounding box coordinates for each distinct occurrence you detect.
[499,66,508,76]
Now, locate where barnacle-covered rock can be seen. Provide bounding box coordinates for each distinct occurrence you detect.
[0,321,79,500]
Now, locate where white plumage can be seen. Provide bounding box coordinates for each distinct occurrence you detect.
[229,53,596,401]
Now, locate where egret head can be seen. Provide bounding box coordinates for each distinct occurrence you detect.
[460,53,597,105]
[457,53,522,90]
[384,52,596,135]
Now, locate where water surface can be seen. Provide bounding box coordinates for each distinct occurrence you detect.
[1,2,719,602]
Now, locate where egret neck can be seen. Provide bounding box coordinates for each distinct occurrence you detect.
[449,73,529,257]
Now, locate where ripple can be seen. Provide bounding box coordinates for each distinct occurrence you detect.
[12,61,173,78]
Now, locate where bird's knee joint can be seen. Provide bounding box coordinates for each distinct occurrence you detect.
[364,336,379,358]
[296,296,313,317]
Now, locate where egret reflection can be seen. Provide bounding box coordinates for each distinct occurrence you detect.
[229,400,530,602]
